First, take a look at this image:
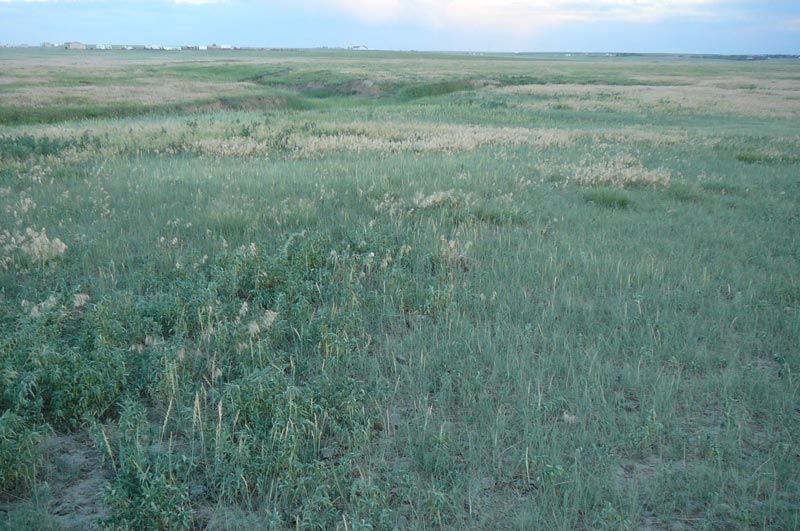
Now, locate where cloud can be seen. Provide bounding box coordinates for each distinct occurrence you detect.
[314,0,724,33]
[785,17,800,32]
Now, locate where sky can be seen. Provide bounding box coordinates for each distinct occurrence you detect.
[0,0,799,54]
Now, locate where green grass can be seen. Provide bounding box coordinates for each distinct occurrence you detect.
[396,80,476,100]
[0,92,313,126]
[1,48,799,530]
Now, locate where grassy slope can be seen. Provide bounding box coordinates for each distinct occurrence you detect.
[1,49,798,529]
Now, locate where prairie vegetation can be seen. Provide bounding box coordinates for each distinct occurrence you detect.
[0,49,798,529]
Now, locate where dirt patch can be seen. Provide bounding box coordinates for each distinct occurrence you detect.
[41,433,111,530]
[615,455,663,490]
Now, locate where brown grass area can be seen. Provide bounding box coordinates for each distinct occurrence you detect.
[495,79,800,118]
[0,76,54,86]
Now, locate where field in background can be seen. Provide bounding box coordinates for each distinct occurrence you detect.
[1,49,798,529]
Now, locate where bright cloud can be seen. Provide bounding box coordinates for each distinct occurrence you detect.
[315,0,723,33]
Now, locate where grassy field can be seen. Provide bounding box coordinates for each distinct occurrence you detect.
[0,48,798,529]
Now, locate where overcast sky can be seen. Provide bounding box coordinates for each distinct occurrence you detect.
[1,0,798,53]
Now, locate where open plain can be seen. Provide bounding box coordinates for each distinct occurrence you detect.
[0,48,798,529]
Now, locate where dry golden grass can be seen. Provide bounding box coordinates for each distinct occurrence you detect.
[567,154,672,188]
[291,122,575,155]
[0,226,68,269]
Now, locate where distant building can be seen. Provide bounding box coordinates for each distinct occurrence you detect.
[95,44,112,50]
[198,45,208,51]
[65,42,86,50]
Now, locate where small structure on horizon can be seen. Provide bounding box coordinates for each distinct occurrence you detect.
[65,41,86,50]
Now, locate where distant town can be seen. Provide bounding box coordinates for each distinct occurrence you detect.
[6,42,371,52]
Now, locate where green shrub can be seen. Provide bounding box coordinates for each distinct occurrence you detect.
[0,304,127,429]
[0,412,44,495]
[584,188,632,209]
[102,401,192,530]
[736,152,762,164]
[37,346,127,430]
[0,134,96,160]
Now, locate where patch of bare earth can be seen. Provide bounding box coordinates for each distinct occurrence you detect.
[615,455,662,491]
[40,433,111,530]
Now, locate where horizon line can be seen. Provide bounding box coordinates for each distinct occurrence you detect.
[2,43,799,57]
